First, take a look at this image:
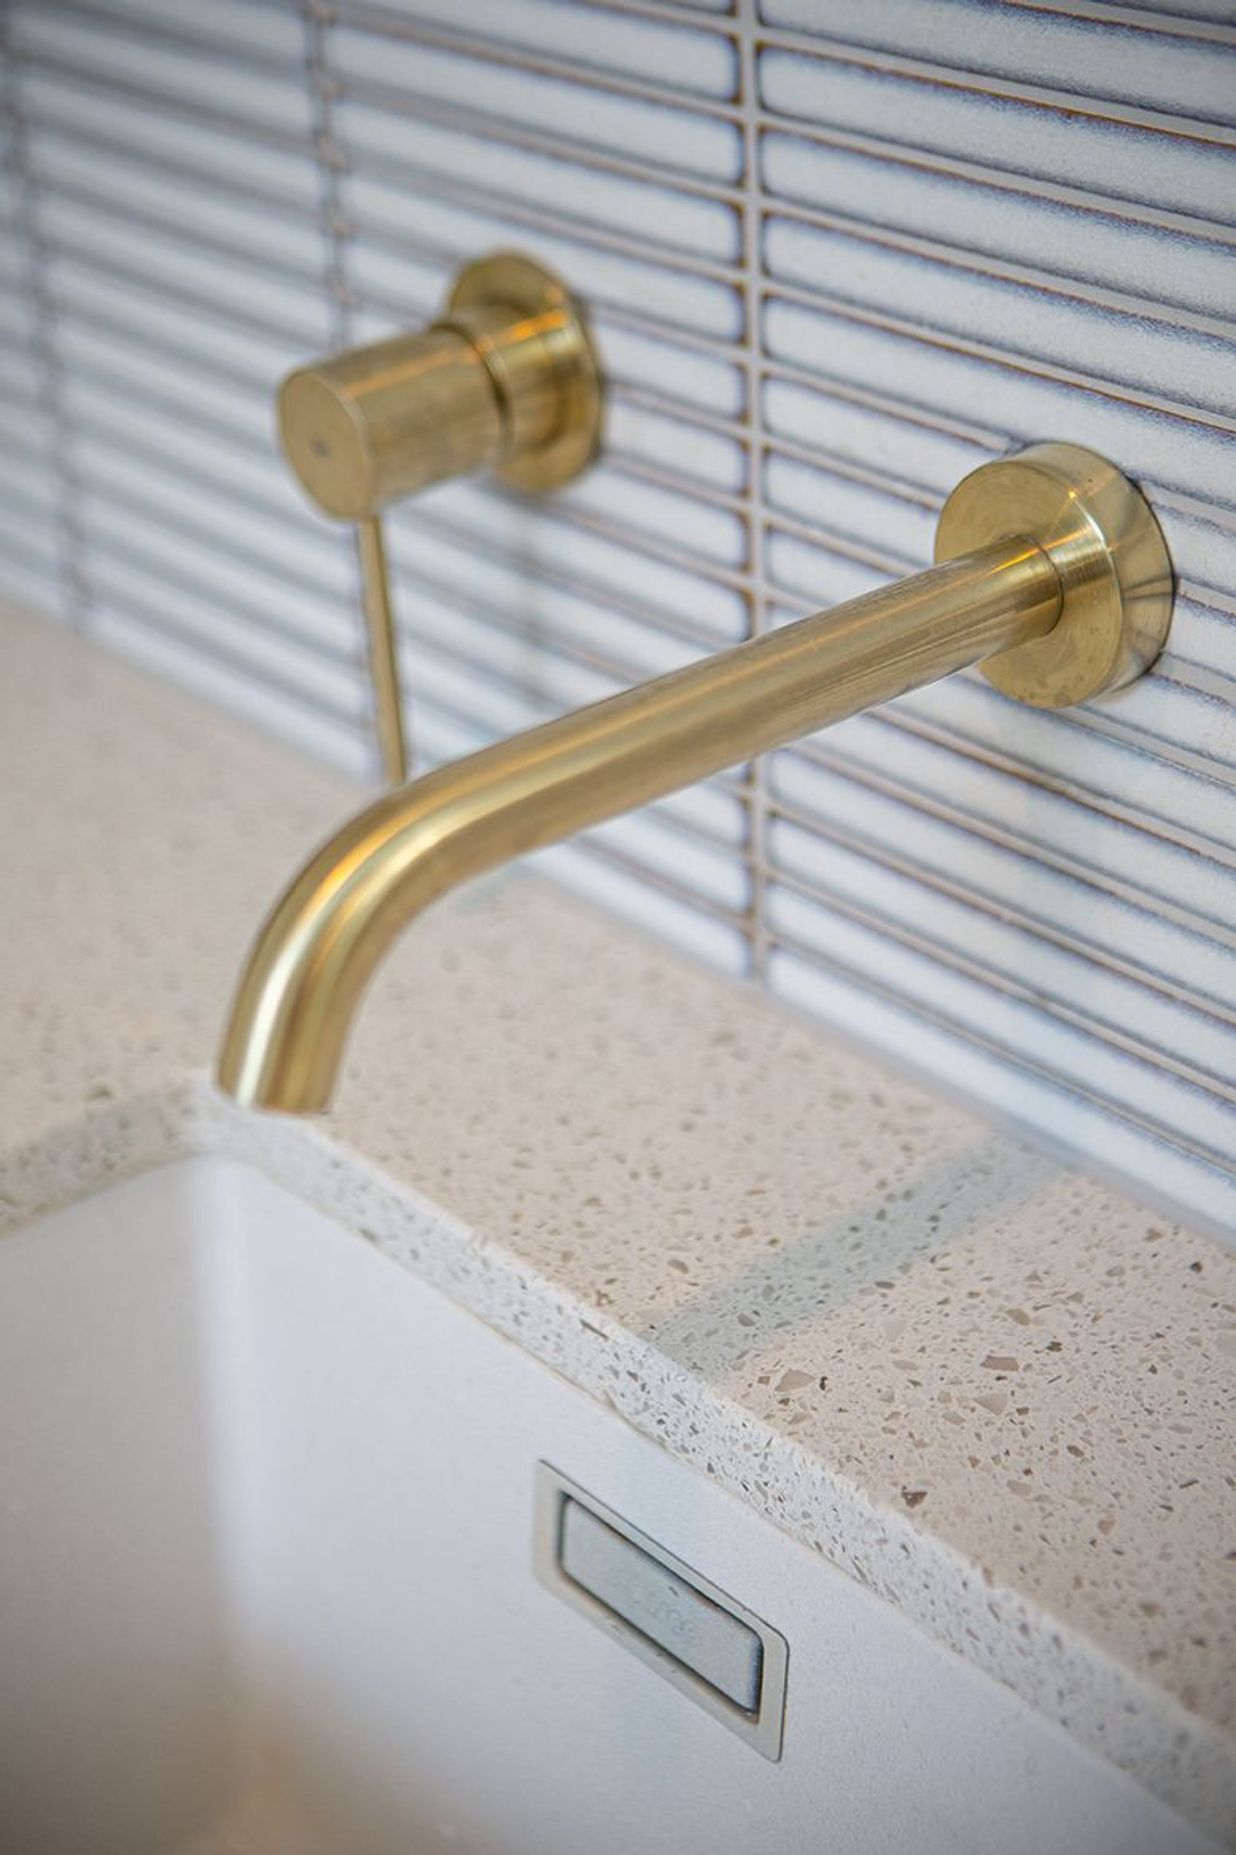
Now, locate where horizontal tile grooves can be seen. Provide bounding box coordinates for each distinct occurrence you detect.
[5,0,1235,1228]
[23,38,1236,516]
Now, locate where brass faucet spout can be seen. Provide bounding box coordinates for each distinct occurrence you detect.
[217,442,1171,1113]
[219,539,1055,1109]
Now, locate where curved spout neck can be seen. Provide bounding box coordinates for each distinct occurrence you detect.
[216,442,1172,1114]
[218,537,1060,1110]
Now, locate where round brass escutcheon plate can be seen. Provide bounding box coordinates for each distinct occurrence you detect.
[934,442,1173,707]
[448,251,603,494]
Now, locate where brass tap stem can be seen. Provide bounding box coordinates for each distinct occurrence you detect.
[355,516,408,786]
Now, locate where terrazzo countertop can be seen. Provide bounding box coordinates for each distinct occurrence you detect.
[2,605,1234,1843]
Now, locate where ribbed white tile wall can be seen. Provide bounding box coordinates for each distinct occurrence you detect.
[2,0,1234,1230]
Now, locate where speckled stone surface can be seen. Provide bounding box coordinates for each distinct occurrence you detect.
[2,606,1234,1843]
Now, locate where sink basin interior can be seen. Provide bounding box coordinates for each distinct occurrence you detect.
[0,1159,1217,1855]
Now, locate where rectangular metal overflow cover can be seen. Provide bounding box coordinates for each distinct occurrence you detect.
[535,1464,788,1760]
[560,1499,764,1710]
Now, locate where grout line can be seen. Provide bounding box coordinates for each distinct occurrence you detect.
[767,919,1236,1179]
[331,70,745,210]
[330,0,745,121]
[767,864,1236,1112]
[782,726,1236,955]
[760,113,1236,252]
[301,0,386,782]
[343,165,747,290]
[760,192,1236,344]
[1003,0,1236,46]
[737,0,771,983]
[20,45,320,155]
[756,20,1236,148]
[767,797,1236,1040]
[2,12,88,633]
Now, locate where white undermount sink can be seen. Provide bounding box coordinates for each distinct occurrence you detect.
[0,1160,1216,1854]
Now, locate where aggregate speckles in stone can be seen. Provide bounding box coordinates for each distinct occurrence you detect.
[1,605,1234,1844]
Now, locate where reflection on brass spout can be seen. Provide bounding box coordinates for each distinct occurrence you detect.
[217,443,1172,1113]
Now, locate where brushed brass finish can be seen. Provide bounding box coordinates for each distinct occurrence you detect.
[279,325,503,521]
[448,251,603,492]
[356,517,407,785]
[277,251,601,519]
[275,251,602,786]
[937,442,1173,707]
[217,445,1173,1113]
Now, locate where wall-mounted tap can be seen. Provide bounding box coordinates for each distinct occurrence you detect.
[220,378,1173,1113]
[278,251,603,782]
